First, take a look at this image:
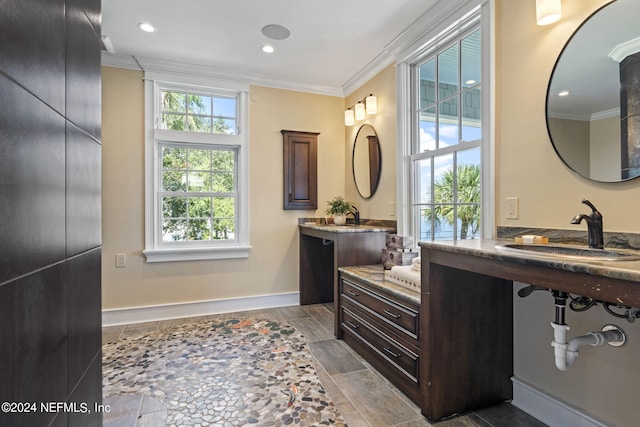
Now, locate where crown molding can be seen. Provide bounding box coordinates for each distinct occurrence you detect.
[608,37,640,63]
[101,52,142,70]
[101,53,343,97]
[342,0,483,96]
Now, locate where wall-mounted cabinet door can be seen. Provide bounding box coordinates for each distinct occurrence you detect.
[282,130,319,210]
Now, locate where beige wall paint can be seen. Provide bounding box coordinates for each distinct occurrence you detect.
[496,0,639,232]
[102,68,344,309]
[344,65,397,220]
[498,1,640,425]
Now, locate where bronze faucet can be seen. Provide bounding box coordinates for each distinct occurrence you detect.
[570,199,603,249]
[346,206,360,226]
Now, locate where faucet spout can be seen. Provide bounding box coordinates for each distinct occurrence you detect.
[570,199,604,249]
[346,206,360,226]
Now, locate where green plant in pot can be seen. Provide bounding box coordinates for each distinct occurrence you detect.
[325,196,353,225]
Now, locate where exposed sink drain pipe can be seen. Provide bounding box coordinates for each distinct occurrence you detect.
[550,291,627,371]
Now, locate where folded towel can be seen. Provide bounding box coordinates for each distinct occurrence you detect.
[385,265,421,292]
[411,256,421,272]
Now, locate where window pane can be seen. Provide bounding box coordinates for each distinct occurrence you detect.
[457,148,481,203]
[187,94,212,115]
[419,106,437,152]
[163,147,187,169]
[161,91,185,113]
[163,219,187,241]
[434,154,454,203]
[418,58,436,109]
[188,197,212,218]
[188,116,212,132]
[212,150,234,171]
[188,219,211,241]
[439,97,459,148]
[438,44,459,100]
[212,197,235,240]
[159,91,237,135]
[462,30,481,89]
[434,205,455,240]
[188,149,212,170]
[417,158,432,204]
[188,171,212,192]
[213,197,234,218]
[218,119,236,135]
[162,171,186,191]
[418,207,433,241]
[462,88,482,143]
[162,197,186,218]
[162,113,186,130]
[213,172,234,192]
[213,97,236,118]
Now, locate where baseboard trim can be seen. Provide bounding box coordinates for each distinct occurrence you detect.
[102,292,300,326]
[511,377,610,427]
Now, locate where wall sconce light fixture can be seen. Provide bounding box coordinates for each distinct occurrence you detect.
[344,94,377,126]
[536,0,561,26]
[344,109,355,126]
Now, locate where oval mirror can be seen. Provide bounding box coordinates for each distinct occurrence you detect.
[352,124,382,199]
[546,0,640,182]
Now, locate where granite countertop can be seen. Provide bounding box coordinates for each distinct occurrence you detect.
[299,223,396,233]
[338,264,420,305]
[419,239,640,284]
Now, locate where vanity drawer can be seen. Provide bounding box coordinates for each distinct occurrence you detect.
[341,278,419,339]
[341,306,419,383]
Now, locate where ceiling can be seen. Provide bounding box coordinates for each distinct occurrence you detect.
[101,0,440,96]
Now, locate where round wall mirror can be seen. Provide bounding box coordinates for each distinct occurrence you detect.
[546,0,640,182]
[352,124,382,199]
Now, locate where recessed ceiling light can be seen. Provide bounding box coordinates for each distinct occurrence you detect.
[465,79,476,85]
[558,91,570,97]
[138,22,156,33]
[262,24,290,40]
[262,45,275,53]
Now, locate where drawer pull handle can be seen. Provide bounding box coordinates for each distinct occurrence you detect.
[347,320,359,329]
[383,309,401,319]
[383,347,401,359]
[346,289,359,297]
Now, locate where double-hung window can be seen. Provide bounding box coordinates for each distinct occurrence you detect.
[143,73,250,262]
[414,28,482,241]
[399,3,492,244]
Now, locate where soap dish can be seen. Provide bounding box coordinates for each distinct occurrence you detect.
[515,235,549,244]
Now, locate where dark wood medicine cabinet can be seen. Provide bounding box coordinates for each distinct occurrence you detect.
[282,130,318,210]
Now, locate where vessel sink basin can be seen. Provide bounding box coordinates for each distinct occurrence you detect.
[495,243,640,262]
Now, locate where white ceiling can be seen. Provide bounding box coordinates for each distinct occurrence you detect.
[101,0,440,95]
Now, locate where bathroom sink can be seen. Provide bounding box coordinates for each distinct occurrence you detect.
[495,243,640,262]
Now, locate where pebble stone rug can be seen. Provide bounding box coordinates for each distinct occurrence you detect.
[103,317,347,426]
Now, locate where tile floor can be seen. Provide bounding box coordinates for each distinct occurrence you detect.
[102,304,548,427]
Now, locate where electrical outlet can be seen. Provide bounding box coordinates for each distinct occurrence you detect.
[389,201,396,217]
[506,197,519,220]
[115,253,126,268]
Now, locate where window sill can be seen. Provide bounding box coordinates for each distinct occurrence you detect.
[143,245,251,263]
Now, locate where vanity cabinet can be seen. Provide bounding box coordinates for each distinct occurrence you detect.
[298,223,395,335]
[338,266,421,405]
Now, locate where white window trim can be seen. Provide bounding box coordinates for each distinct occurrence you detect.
[143,72,251,262]
[396,0,495,240]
